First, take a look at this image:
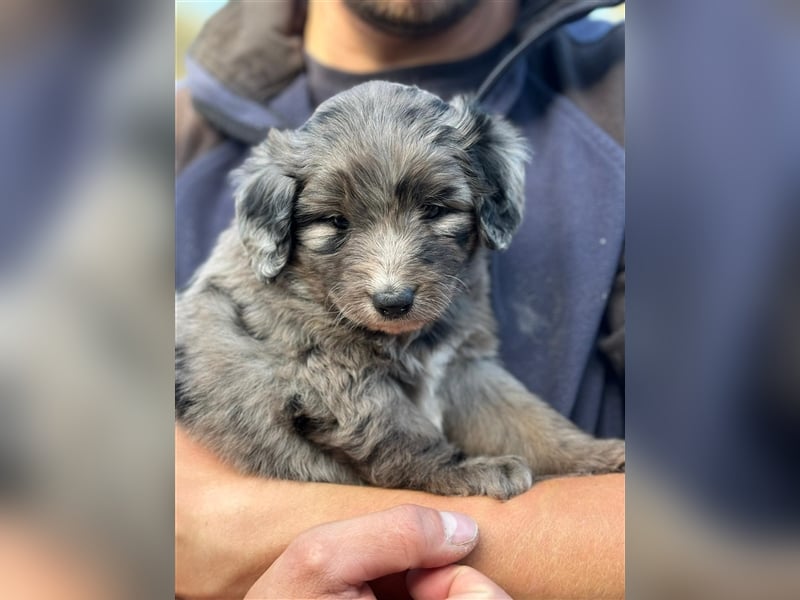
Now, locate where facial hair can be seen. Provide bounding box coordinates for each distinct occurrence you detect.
[343,0,481,38]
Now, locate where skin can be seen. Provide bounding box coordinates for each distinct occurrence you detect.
[176,425,625,600]
[304,0,519,73]
[244,504,511,599]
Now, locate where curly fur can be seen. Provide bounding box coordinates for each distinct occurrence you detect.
[176,81,624,499]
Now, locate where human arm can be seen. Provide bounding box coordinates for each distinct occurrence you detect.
[243,504,510,599]
[175,425,625,600]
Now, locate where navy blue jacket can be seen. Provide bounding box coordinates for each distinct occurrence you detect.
[176,1,626,438]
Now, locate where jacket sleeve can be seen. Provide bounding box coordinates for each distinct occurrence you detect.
[188,0,305,105]
[176,1,305,172]
[175,86,224,174]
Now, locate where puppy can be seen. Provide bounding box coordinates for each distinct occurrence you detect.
[176,81,624,499]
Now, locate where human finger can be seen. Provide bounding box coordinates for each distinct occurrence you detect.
[245,504,479,598]
[407,565,512,600]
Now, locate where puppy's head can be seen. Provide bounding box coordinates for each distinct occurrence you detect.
[233,81,528,335]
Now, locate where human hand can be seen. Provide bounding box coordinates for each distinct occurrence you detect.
[177,425,624,599]
[244,504,511,599]
[176,425,505,600]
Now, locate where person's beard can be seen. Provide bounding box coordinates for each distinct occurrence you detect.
[343,0,481,37]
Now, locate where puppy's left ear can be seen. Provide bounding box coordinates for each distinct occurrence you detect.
[450,97,529,250]
[232,129,300,282]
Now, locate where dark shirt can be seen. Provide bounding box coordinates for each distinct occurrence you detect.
[305,35,518,106]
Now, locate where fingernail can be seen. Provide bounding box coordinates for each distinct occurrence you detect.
[439,511,478,546]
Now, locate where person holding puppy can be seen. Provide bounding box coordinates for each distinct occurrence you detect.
[176,0,625,598]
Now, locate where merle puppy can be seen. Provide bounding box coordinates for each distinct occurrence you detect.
[176,81,624,499]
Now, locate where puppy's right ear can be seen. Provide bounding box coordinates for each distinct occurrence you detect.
[233,130,299,282]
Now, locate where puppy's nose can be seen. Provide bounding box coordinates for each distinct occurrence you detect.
[372,288,415,319]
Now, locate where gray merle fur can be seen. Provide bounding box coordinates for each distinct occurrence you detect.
[175,81,624,499]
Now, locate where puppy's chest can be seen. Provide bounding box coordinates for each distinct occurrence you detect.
[389,344,458,432]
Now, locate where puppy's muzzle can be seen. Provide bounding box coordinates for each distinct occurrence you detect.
[372,288,415,319]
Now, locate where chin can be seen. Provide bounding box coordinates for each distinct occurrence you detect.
[368,319,427,336]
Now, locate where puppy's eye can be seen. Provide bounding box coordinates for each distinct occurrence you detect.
[421,204,452,220]
[327,215,349,230]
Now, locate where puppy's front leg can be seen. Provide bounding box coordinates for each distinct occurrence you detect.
[441,360,625,478]
[294,383,532,499]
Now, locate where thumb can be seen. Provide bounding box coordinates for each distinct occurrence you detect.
[245,505,479,598]
[407,565,512,600]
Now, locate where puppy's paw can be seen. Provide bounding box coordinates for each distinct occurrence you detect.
[453,455,533,500]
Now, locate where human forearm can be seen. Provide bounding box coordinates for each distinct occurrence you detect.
[175,426,624,600]
[175,431,491,600]
[371,474,625,600]
[465,473,625,599]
